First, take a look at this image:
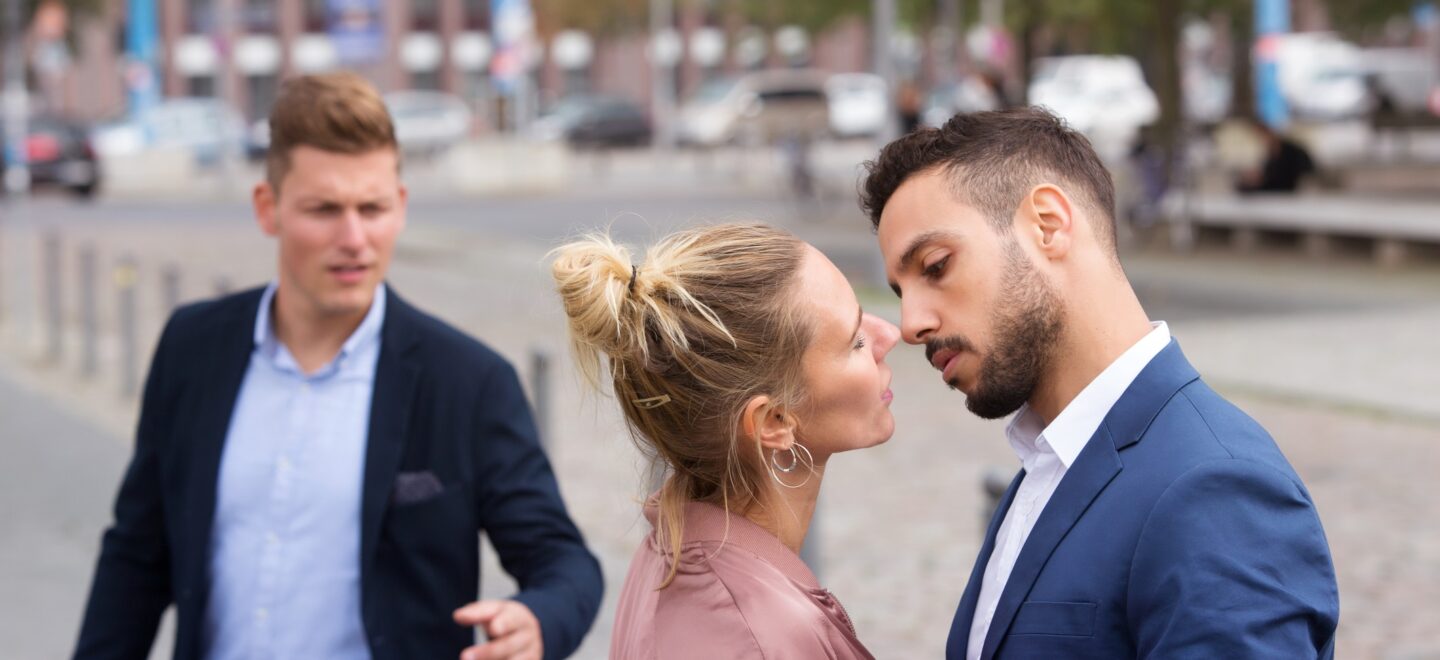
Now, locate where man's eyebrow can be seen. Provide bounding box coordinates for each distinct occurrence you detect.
[897,230,962,272]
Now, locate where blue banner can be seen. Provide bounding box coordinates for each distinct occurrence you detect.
[1255,0,1290,128]
[124,0,160,116]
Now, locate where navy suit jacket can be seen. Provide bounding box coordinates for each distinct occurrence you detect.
[75,287,603,660]
[948,341,1339,659]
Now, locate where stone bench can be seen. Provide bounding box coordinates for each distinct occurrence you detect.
[1163,193,1440,267]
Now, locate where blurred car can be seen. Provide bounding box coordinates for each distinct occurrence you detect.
[1273,33,1368,121]
[922,74,1004,128]
[1029,55,1159,157]
[383,90,473,156]
[825,73,888,138]
[677,70,830,147]
[530,96,651,149]
[90,98,247,166]
[0,116,101,198]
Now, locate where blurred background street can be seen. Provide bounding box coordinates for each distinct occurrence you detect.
[3,0,1440,658]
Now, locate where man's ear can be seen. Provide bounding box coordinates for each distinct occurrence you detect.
[740,395,796,453]
[254,181,279,237]
[1019,183,1076,260]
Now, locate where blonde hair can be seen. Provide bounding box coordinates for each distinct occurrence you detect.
[265,72,398,193]
[550,223,813,586]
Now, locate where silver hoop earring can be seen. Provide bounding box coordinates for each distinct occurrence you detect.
[767,443,814,489]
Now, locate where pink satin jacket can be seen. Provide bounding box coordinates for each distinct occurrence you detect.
[610,500,874,660]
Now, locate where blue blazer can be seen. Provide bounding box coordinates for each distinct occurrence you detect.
[948,341,1338,659]
[75,287,603,660]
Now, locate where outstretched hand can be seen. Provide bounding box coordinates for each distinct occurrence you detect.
[454,599,542,660]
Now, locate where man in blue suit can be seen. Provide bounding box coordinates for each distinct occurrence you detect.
[862,107,1338,659]
[74,73,602,660]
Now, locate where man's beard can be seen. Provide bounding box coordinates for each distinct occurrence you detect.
[927,239,1064,420]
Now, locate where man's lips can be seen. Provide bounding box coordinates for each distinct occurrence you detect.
[929,347,959,373]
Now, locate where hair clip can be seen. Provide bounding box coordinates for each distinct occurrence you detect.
[632,394,671,409]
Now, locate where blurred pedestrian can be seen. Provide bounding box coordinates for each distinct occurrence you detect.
[898,80,924,134]
[73,72,602,660]
[863,107,1338,659]
[550,224,900,659]
[1237,119,1317,193]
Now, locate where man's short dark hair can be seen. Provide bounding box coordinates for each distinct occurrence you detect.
[860,107,1117,250]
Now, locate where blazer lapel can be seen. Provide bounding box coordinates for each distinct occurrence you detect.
[949,470,1025,658]
[978,340,1202,659]
[359,289,421,602]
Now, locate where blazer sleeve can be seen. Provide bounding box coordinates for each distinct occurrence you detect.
[471,359,603,660]
[73,317,180,659]
[1127,459,1340,659]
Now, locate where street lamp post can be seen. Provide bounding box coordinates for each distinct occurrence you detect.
[649,0,676,150]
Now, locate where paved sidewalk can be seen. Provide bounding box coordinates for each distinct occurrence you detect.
[2,198,1438,658]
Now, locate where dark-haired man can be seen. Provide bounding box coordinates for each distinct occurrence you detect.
[862,107,1338,659]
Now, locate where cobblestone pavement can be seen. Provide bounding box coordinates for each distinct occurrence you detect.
[2,193,1437,659]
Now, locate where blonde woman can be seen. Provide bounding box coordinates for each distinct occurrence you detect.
[551,223,899,659]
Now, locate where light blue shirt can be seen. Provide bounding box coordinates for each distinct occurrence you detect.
[203,283,386,660]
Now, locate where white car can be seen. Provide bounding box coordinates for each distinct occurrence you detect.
[383,91,473,156]
[676,70,830,147]
[826,73,889,138]
[1272,33,1368,120]
[1029,55,1160,158]
[90,98,247,164]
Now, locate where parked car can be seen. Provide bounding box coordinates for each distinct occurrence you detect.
[677,69,830,147]
[1273,33,1368,121]
[1029,55,1159,158]
[825,72,888,138]
[0,116,102,198]
[922,73,1004,128]
[531,96,651,149]
[383,90,473,156]
[89,98,246,166]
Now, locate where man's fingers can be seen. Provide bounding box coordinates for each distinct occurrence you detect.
[453,599,504,626]
[460,632,536,660]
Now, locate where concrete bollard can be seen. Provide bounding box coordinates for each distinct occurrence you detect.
[43,232,63,363]
[116,257,139,397]
[529,347,552,449]
[79,245,98,378]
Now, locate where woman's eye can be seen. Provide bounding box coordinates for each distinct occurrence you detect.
[923,256,949,280]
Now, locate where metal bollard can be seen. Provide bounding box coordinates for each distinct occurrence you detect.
[43,231,62,363]
[528,347,552,449]
[116,257,139,397]
[982,467,1014,533]
[162,265,181,313]
[79,245,98,378]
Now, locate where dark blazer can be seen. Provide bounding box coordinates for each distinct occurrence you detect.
[948,341,1339,659]
[75,287,603,660]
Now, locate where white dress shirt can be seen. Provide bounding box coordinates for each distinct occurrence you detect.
[967,322,1171,660]
[204,283,385,660]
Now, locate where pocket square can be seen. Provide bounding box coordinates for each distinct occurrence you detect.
[392,471,445,506]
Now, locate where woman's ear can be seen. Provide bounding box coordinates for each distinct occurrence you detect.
[740,395,796,452]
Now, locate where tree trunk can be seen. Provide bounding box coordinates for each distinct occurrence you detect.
[1228,0,1256,120]
[1153,0,1183,188]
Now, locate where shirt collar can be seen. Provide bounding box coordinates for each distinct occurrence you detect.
[1004,321,1171,469]
[252,281,388,373]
